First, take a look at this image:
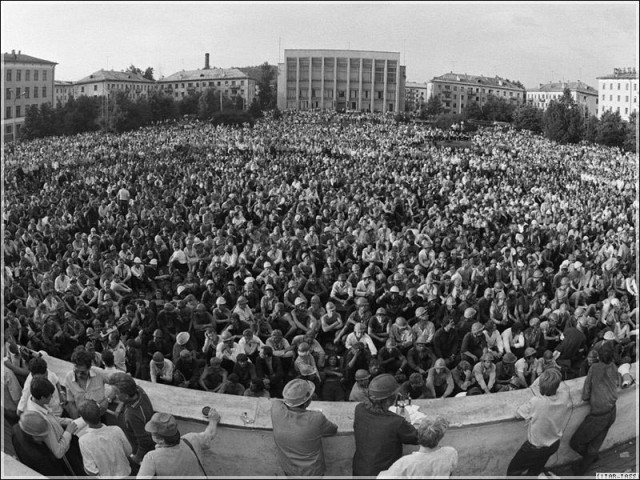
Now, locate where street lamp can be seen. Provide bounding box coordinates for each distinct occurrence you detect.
[10,89,27,141]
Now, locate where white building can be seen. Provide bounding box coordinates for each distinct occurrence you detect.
[597,67,638,121]
[405,81,429,112]
[54,80,75,106]
[527,81,598,118]
[74,70,156,99]
[157,54,255,110]
[277,49,406,113]
[2,50,57,140]
[426,72,525,115]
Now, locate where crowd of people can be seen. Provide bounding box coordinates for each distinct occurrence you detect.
[2,109,637,476]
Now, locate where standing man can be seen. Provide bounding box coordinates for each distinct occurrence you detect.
[506,368,573,476]
[270,378,338,476]
[569,343,621,474]
[352,373,419,476]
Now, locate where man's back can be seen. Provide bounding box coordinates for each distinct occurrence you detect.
[79,425,132,477]
[270,399,337,476]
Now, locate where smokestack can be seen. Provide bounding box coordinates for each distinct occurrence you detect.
[205,53,210,70]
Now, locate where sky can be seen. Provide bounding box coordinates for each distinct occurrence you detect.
[1,1,638,89]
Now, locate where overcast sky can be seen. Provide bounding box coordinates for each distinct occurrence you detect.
[1,2,637,89]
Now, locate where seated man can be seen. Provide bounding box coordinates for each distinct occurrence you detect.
[425,358,455,398]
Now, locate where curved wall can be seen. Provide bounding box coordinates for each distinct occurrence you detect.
[4,355,637,477]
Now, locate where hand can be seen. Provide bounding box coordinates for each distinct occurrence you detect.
[208,408,221,423]
[66,421,78,435]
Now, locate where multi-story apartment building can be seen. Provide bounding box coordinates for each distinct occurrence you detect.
[426,72,525,114]
[527,81,598,118]
[74,70,156,99]
[405,81,429,112]
[277,49,406,113]
[54,80,75,106]
[597,67,638,121]
[157,54,255,110]
[2,50,57,140]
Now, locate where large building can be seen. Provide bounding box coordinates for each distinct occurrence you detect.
[597,67,637,121]
[405,81,428,113]
[277,49,406,113]
[527,81,598,118]
[54,80,75,106]
[2,50,57,140]
[426,72,525,115]
[157,54,255,110]
[74,69,156,99]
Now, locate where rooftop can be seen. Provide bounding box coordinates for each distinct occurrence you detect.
[76,69,154,84]
[406,81,429,88]
[432,72,525,90]
[159,67,249,82]
[529,81,597,95]
[598,67,637,80]
[2,51,57,65]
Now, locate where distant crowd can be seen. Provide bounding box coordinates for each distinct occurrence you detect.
[4,110,637,408]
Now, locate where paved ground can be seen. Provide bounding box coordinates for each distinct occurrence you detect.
[553,437,638,478]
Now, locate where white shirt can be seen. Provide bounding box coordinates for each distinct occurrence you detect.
[345,332,378,356]
[79,425,132,477]
[17,371,63,417]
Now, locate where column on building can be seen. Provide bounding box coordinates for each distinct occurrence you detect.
[358,58,364,112]
[382,60,388,113]
[308,56,312,110]
[395,63,400,113]
[321,56,325,110]
[333,57,338,109]
[370,59,375,113]
[296,57,300,109]
[346,57,351,111]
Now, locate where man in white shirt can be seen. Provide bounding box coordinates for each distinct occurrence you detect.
[149,352,174,384]
[345,323,378,356]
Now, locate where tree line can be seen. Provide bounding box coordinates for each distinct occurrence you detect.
[21,62,277,140]
[416,88,636,152]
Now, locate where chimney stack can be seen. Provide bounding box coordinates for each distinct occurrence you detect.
[205,53,210,70]
[12,49,15,54]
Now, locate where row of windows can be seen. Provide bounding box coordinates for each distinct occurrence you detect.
[599,105,636,115]
[5,86,46,99]
[605,82,637,91]
[287,88,390,100]
[438,84,522,97]
[601,94,637,103]
[163,79,245,89]
[5,68,48,82]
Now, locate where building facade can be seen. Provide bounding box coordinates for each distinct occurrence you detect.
[157,55,255,110]
[405,81,429,112]
[73,70,156,99]
[426,72,525,115]
[597,68,638,121]
[2,50,57,140]
[527,81,598,118]
[277,49,406,113]
[54,80,75,106]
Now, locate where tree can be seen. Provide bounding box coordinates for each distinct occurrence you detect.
[623,111,637,153]
[248,98,263,119]
[197,88,220,120]
[483,95,516,122]
[596,111,626,148]
[178,91,202,116]
[542,88,583,144]
[125,65,154,80]
[462,101,484,121]
[65,96,101,134]
[512,104,543,133]
[148,91,178,122]
[21,105,44,139]
[424,95,444,116]
[583,115,599,143]
[143,67,155,81]
[256,62,276,110]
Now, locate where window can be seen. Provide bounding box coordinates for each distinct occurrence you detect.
[181,83,185,88]
[43,70,47,81]
[338,91,345,98]
[625,108,628,114]
[26,70,31,81]
[618,95,620,101]
[241,80,244,85]
[217,81,221,86]
[16,106,21,117]
[225,81,229,86]
[325,89,334,99]
[34,70,38,81]
[453,86,457,91]
[377,91,384,99]
[94,85,98,91]
[618,83,620,90]
[16,87,21,97]
[42,86,46,98]
[6,69,11,81]
[175,84,178,89]
[6,125,12,134]
[24,87,30,98]
[81,86,85,93]
[626,96,629,102]
[188,83,193,87]
[6,106,11,118]
[16,70,22,81]
[626,83,629,90]
[34,88,38,98]
[195,83,199,87]
[5,88,10,100]
[476,96,479,102]
[231,80,236,86]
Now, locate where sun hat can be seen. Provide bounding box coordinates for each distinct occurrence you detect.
[145,412,178,437]
[368,373,401,400]
[283,379,315,407]
[471,322,484,335]
[19,411,49,437]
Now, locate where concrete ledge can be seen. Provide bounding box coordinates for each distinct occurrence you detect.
[4,355,637,476]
